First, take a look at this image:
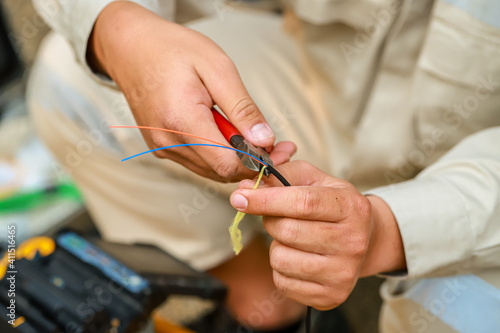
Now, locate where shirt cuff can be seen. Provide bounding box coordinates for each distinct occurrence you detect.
[65,0,117,86]
[367,178,474,279]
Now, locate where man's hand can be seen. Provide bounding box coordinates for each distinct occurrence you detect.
[88,2,275,181]
[229,161,406,310]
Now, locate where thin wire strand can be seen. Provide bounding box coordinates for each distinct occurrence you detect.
[112,125,292,187]
[110,125,233,148]
[121,143,268,167]
[111,125,267,167]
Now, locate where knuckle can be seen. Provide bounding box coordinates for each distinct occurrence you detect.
[342,195,357,216]
[230,98,260,123]
[322,289,349,310]
[259,192,273,214]
[341,191,370,218]
[350,233,370,258]
[150,131,169,149]
[319,224,339,251]
[277,220,300,245]
[151,150,165,158]
[204,50,235,74]
[312,288,341,311]
[269,244,287,272]
[355,194,372,220]
[300,189,321,216]
[333,289,351,307]
[213,159,239,180]
[337,265,360,293]
[213,52,236,71]
[343,196,371,258]
[298,255,323,276]
[272,271,288,294]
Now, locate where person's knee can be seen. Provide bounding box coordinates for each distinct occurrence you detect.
[208,235,305,329]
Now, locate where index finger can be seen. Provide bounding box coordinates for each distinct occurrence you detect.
[198,52,275,148]
[230,186,351,221]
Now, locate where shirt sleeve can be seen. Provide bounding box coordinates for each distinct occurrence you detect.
[368,126,500,279]
[31,0,175,84]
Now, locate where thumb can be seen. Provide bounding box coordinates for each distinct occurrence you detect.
[200,57,275,148]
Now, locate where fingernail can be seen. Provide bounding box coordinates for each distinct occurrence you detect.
[251,123,274,142]
[231,193,248,210]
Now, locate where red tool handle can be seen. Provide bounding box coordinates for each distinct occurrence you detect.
[211,108,241,144]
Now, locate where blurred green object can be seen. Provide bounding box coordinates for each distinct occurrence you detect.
[0,182,82,214]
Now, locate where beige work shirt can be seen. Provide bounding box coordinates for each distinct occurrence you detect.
[32,0,500,331]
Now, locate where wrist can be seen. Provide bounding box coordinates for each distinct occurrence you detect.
[86,1,157,80]
[359,195,406,277]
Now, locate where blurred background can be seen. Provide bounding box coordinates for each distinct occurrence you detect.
[0,0,75,243]
[0,1,384,332]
